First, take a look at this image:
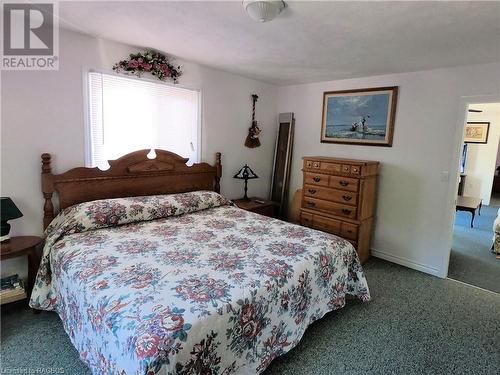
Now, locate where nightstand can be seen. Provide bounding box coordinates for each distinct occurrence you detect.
[233,197,278,218]
[1,236,43,308]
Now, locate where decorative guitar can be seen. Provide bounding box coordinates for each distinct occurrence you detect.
[245,94,261,148]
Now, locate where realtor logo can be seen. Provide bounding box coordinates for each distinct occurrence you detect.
[2,2,59,70]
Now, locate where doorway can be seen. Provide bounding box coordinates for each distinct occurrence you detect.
[447,102,500,292]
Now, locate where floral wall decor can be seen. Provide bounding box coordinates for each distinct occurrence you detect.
[112,50,183,83]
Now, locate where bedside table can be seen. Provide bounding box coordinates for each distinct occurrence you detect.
[1,236,43,307]
[233,197,278,218]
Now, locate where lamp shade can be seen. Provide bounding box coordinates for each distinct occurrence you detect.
[1,197,23,221]
[1,197,23,241]
[233,164,259,180]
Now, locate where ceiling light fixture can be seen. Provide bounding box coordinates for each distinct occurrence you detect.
[243,1,286,23]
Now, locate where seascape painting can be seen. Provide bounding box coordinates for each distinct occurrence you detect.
[321,86,398,146]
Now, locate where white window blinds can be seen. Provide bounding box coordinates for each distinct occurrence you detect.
[87,72,200,169]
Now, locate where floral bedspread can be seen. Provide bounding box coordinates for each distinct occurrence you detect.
[30,191,370,375]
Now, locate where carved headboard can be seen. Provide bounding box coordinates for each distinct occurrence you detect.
[41,149,222,229]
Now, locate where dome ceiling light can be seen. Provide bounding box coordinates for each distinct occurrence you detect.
[243,1,286,23]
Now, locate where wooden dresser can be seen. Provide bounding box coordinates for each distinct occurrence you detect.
[300,157,379,263]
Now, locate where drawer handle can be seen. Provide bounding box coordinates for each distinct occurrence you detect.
[346,229,353,233]
[303,218,310,222]
[339,180,349,187]
[341,208,351,215]
[307,201,316,207]
[342,195,352,201]
[313,177,321,182]
[308,188,317,194]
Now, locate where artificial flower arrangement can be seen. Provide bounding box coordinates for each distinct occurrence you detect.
[112,50,182,83]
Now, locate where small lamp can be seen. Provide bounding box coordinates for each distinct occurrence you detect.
[233,164,259,201]
[1,197,23,242]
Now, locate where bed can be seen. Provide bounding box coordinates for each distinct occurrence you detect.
[30,149,370,375]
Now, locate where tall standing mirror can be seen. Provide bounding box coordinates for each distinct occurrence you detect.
[270,112,295,219]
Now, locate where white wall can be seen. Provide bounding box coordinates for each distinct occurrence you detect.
[276,63,500,277]
[463,103,500,205]
[2,27,500,280]
[0,29,278,277]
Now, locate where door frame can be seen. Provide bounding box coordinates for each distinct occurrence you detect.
[441,94,500,277]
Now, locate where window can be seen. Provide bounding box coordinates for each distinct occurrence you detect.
[86,71,200,169]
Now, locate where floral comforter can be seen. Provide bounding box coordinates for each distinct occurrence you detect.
[30,191,370,375]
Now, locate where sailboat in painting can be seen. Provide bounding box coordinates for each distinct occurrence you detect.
[349,115,386,137]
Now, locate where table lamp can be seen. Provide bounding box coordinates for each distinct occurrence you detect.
[1,197,23,243]
[233,164,258,201]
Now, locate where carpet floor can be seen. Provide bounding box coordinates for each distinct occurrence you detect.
[1,258,499,374]
[449,203,500,293]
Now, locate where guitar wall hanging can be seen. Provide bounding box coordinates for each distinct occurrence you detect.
[245,94,262,148]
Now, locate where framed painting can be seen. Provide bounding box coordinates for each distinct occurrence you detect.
[321,86,398,146]
[464,122,489,144]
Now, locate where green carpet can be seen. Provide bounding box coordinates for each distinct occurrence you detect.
[449,203,500,293]
[1,259,499,374]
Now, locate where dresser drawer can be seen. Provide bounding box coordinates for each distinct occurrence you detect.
[301,211,342,235]
[304,184,358,206]
[319,162,341,173]
[329,176,359,192]
[350,165,361,175]
[317,161,362,176]
[300,212,313,227]
[304,172,329,187]
[303,197,357,219]
[312,214,341,235]
[341,222,358,241]
[304,160,321,169]
[252,205,275,218]
[341,164,351,173]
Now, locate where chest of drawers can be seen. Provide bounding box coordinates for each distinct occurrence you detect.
[300,157,379,263]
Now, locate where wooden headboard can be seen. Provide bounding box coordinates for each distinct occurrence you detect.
[41,149,222,230]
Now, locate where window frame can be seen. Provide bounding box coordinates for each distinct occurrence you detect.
[83,68,202,168]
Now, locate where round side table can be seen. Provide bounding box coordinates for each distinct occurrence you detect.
[1,236,43,309]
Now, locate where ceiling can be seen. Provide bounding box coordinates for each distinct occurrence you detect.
[58,1,500,85]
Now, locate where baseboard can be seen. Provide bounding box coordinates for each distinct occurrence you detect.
[371,248,442,277]
[446,278,500,296]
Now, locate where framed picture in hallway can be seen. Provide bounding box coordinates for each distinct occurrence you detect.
[464,122,490,144]
[320,86,398,146]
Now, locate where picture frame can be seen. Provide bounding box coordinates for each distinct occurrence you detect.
[464,122,490,144]
[320,86,398,146]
